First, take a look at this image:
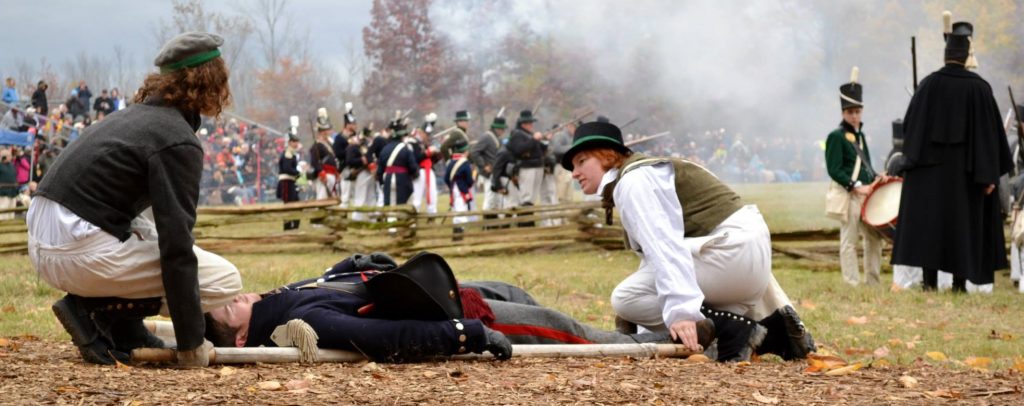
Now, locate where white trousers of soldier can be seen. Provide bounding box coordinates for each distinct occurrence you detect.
[839,193,882,286]
[0,196,14,220]
[313,173,336,200]
[350,170,377,221]
[478,175,501,211]
[540,170,560,226]
[451,184,478,226]
[338,168,353,208]
[611,205,791,330]
[516,167,544,207]
[412,168,438,215]
[28,206,241,316]
[554,165,574,203]
[1013,243,1024,293]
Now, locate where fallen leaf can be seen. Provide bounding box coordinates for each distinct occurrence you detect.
[898,375,918,388]
[798,299,816,310]
[1,305,14,313]
[114,359,132,370]
[619,382,641,390]
[54,386,80,394]
[257,381,282,391]
[924,389,963,399]
[905,341,916,350]
[218,366,237,376]
[872,358,891,367]
[0,338,9,347]
[572,378,594,387]
[804,354,848,373]
[752,391,779,404]
[942,333,955,341]
[1012,357,1024,372]
[872,346,890,359]
[361,362,383,373]
[964,356,992,370]
[846,316,868,325]
[686,354,711,363]
[988,330,1016,341]
[284,379,310,391]
[925,351,947,362]
[824,362,862,376]
[422,371,439,378]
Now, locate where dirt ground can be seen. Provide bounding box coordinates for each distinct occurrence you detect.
[2,337,1022,405]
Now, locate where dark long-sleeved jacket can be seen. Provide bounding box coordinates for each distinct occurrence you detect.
[35,100,207,350]
[31,88,48,115]
[507,127,544,168]
[469,131,500,177]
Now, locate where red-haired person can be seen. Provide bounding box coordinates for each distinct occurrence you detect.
[562,121,815,362]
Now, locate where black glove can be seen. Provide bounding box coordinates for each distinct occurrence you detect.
[353,252,398,271]
[483,326,512,360]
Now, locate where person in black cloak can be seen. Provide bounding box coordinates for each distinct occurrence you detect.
[891,11,1013,292]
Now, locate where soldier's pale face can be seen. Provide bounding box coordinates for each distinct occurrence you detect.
[572,151,607,195]
[842,107,863,128]
[209,293,261,347]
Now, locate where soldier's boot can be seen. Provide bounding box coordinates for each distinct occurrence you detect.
[699,306,766,362]
[951,277,967,293]
[482,214,498,230]
[922,268,938,291]
[517,203,536,228]
[756,305,816,360]
[51,294,130,365]
[92,297,166,353]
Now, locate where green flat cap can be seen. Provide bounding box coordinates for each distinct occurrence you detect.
[154,32,224,73]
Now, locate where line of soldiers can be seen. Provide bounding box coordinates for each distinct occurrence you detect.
[276,106,580,229]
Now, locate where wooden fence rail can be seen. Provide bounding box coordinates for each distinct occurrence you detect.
[0,199,622,256]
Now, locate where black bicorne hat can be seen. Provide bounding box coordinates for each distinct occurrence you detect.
[364,252,463,321]
[839,66,863,110]
[560,121,632,170]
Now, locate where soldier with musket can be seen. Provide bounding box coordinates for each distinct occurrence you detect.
[892,12,1013,292]
[471,115,508,215]
[336,102,357,207]
[440,110,471,161]
[507,110,545,208]
[309,108,339,200]
[376,119,420,206]
[562,121,815,361]
[345,127,377,220]
[410,113,441,215]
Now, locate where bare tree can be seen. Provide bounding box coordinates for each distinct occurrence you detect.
[245,0,293,71]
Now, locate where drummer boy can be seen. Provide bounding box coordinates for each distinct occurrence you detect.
[824,66,888,286]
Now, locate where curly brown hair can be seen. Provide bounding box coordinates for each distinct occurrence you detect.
[133,57,231,117]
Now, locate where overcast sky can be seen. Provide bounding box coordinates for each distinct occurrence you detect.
[2,0,371,74]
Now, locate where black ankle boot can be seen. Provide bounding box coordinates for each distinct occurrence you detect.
[699,306,766,362]
[51,294,130,365]
[91,297,165,353]
[756,305,816,360]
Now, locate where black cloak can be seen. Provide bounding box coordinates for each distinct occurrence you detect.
[891,65,1012,285]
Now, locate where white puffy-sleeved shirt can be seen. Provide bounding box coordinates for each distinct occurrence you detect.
[597,163,705,326]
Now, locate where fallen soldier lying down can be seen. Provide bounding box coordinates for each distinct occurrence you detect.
[202,252,710,362]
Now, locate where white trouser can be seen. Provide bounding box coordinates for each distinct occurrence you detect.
[540,170,560,226]
[451,184,478,225]
[935,271,993,294]
[478,175,501,211]
[339,168,353,207]
[516,167,544,206]
[839,193,882,286]
[892,265,923,289]
[555,165,574,203]
[412,168,438,214]
[495,176,520,209]
[314,174,336,200]
[0,196,14,220]
[610,205,791,330]
[28,215,242,316]
[351,170,376,221]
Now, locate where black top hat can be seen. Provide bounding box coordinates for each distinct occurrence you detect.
[945,21,973,64]
[288,132,300,142]
[839,66,863,110]
[516,110,537,125]
[491,117,507,129]
[560,121,632,170]
[455,110,470,121]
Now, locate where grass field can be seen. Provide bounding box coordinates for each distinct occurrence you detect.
[2,181,1022,372]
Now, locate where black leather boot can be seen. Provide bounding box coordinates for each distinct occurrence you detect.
[51,294,130,365]
[699,306,766,362]
[91,297,165,353]
[756,305,816,360]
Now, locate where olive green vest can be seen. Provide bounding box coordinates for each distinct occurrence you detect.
[601,154,743,243]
